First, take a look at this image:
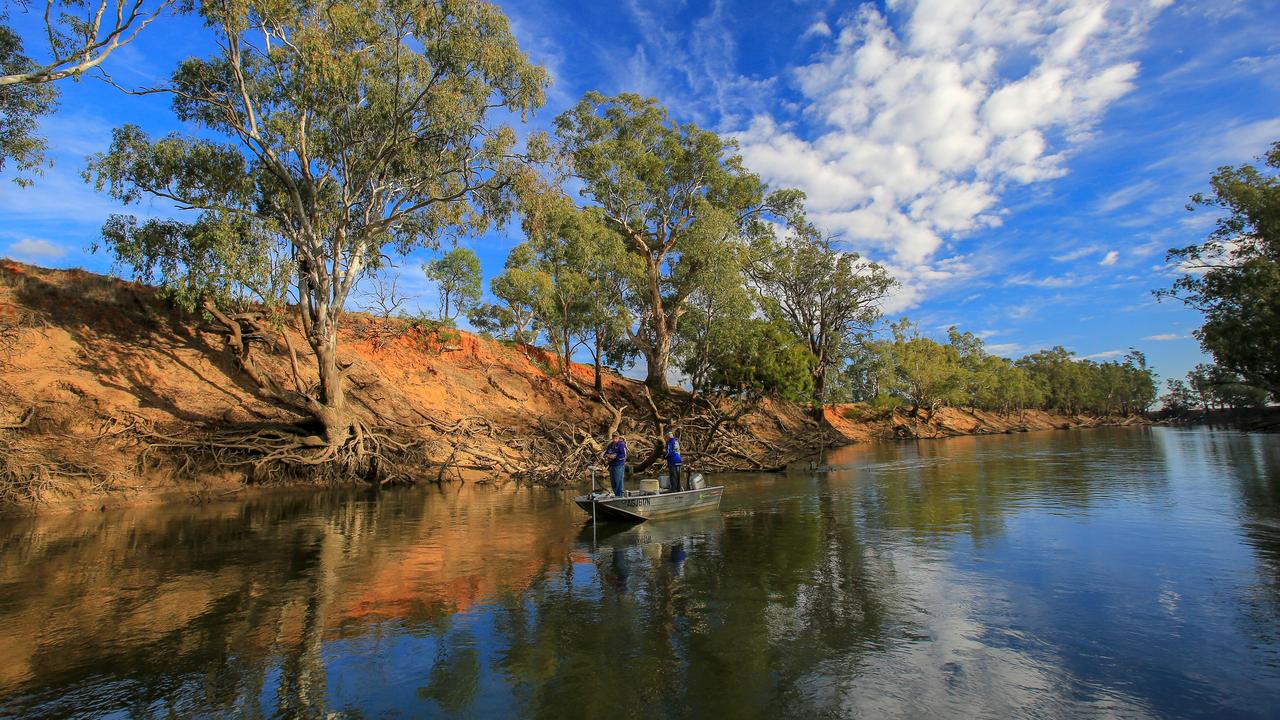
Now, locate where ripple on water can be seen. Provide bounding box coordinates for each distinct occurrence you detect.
[1,427,1279,718]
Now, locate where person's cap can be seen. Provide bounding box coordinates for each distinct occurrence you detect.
[665,430,674,436]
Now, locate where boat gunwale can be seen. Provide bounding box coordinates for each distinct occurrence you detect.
[572,485,725,505]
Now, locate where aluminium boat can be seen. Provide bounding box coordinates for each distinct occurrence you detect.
[574,474,724,523]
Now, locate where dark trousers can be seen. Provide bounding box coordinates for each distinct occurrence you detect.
[668,463,682,492]
[609,463,625,496]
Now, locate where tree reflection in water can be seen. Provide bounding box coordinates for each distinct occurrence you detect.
[0,427,1278,718]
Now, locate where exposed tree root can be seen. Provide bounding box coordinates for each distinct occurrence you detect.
[0,410,130,505]
[498,387,836,486]
[137,417,428,487]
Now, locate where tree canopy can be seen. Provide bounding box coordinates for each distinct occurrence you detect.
[842,324,1154,418]
[748,225,895,409]
[426,247,482,323]
[1161,139,1280,397]
[0,24,57,183]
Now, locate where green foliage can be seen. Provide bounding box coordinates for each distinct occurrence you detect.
[1161,140,1280,395]
[851,322,1153,417]
[554,91,803,389]
[0,25,57,184]
[1211,373,1271,409]
[402,313,461,353]
[1,0,182,184]
[1166,363,1272,412]
[425,247,482,322]
[1160,378,1195,413]
[1016,347,1155,415]
[877,320,963,417]
[505,198,632,379]
[95,213,290,313]
[683,312,814,402]
[471,248,544,344]
[748,225,895,406]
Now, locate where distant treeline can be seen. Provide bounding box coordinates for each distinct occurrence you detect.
[825,323,1157,417]
[824,319,1157,415]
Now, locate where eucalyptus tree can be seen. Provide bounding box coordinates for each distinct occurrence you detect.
[1160,140,1280,395]
[508,198,606,379]
[425,247,482,323]
[749,226,895,410]
[0,0,178,86]
[471,251,543,345]
[576,227,633,393]
[1118,349,1157,414]
[677,283,812,403]
[1160,378,1195,414]
[89,0,549,465]
[1017,347,1085,414]
[554,91,803,392]
[1,25,56,182]
[883,319,963,418]
[675,273,755,402]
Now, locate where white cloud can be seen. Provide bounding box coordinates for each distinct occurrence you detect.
[5,238,67,261]
[1156,116,1280,172]
[987,342,1027,357]
[735,0,1168,306]
[610,0,777,127]
[1007,271,1093,289]
[1008,301,1038,320]
[1094,179,1158,214]
[1142,333,1185,341]
[1084,349,1127,359]
[1051,244,1103,262]
[1099,250,1120,266]
[802,21,832,40]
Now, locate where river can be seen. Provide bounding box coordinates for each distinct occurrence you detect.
[1,426,1278,718]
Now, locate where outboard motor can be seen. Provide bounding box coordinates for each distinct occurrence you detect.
[689,473,705,490]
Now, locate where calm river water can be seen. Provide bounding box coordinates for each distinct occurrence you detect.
[1,426,1279,719]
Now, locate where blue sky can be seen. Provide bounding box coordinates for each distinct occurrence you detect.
[2,0,1279,387]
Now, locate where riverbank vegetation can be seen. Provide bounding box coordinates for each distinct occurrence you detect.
[827,325,1157,418]
[1158,140,1279,413]
[1,0,1160,505]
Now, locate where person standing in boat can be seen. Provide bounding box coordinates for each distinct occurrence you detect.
[663,429,683,492]
[603,432,627,497]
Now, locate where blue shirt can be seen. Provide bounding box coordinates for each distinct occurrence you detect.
[606,439,627,467]
[664,437,682,465]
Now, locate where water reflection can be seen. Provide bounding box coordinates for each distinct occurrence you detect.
[0,427,1277,718]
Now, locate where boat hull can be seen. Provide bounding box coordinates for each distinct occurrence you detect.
[574,486,724,523]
